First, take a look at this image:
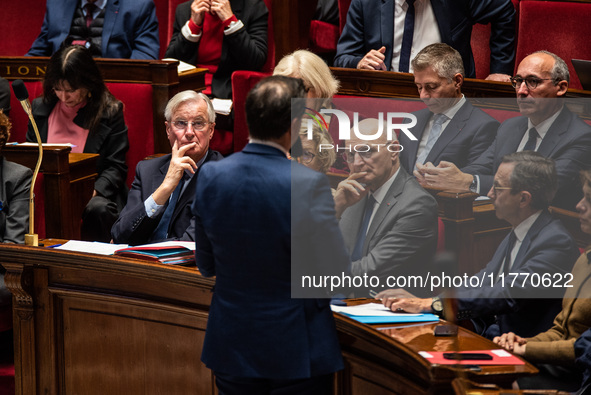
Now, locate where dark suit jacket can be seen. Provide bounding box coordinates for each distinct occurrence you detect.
[339,166,438,295]
[193,143,348,379]
[0,77,9,117]
[165,0,268,99]
[334,0,516,77]
[453,210,580,338]
[111,150,222,245]
[462,106,591,210]
[399,100,499,172]
[27,97,129,208]
[26,0,159,59]
[0,157,32,244]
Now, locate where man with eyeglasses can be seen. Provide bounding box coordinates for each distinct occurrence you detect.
[335,117,438,296]
[379,151,578,340]
[399,43,499,173]
[415,50,591,210]
[111,90,222,244]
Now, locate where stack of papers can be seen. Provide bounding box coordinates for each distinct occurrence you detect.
[212,98,233,115]
[331,303,440,324]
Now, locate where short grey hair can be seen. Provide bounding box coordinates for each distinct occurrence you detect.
[164,90,216,123]
[411,43,465,81]
[530,50,570,84]
[501,151,557,210]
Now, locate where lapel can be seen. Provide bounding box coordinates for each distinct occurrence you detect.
[59,0,80,44]
[102,0,120,56]
[364,168,409,252]
[153,155,171,195]
[511,211,552,271]
[425,100,471,163]
[430,0,451,43]
[501,117,528,158]
[381,0,395,70]
[537,107,572,156]
[404,108,430,170]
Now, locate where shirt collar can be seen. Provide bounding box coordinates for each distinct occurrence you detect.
[370,167,401,206]
[439,95,466,120]
[513,210,542,243]
[249,138,289,156]
[527,105,563,139]
[82,0,107,11]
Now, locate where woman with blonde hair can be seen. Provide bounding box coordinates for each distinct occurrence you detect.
[273,49,340,110]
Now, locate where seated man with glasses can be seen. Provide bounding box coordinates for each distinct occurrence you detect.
[111,91,222,245]
[334,118,438,297]
[379,152,579,340]
[414,50,591,211]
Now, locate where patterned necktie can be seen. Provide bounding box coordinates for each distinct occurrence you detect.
[522,127,538,152]
[415,113,448,167]
[85,3,96,28]
[351,195,376,261]
[152,174,187,241]
[399,0,416,72]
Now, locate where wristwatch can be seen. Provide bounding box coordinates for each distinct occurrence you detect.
[469,175,478,193]
[431,297,444,317]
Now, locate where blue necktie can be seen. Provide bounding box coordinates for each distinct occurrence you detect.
[152,175,186,240]
[399,0,416,72]
[415,113,448,168]
[522,127,538,152]
[351,195,376,261]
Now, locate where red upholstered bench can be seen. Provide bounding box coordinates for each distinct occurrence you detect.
[106,83,155,187]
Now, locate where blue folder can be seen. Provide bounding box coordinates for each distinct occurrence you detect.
[340,313,440,324]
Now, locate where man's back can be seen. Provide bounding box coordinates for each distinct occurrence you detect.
[193,143,347,379]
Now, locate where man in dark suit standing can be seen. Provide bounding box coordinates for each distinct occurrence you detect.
[416,51,591,210]
[111,91,222,245]
[334,0,515,81]
[380,152,580,339]
[27,0,159,59]
[399,43,498,173]
[192,76,350,394]
[335,118,438,296]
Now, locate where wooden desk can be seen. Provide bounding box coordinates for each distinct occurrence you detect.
[3,145,98,240]
[1,245,536,395]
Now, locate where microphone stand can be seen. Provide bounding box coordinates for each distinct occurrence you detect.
[24,110,43,247]
[12,80,43,246]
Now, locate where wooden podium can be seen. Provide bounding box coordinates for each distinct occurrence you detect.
[1,245,537,395]
[3,145,98,240]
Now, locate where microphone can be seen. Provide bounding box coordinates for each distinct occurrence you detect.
[11,80,43,246]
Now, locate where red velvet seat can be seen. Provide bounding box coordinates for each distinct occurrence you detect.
[516,0,591,90]
[106,83,155,187]
[0,2,46,55]
[231,71,271,153]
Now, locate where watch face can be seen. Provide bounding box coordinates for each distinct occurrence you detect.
[432,299,443,312]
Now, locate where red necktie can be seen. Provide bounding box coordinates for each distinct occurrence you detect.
[85,3,96,28]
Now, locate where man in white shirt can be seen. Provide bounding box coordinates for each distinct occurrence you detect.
[415,51,591,210]
[399,43,499,172]
[334,0,516,81]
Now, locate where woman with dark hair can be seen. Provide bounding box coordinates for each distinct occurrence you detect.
[26,45,129,242]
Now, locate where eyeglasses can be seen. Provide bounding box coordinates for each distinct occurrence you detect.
[172,120,211,131]
[302,150,316,164]
[510,76,556,90]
